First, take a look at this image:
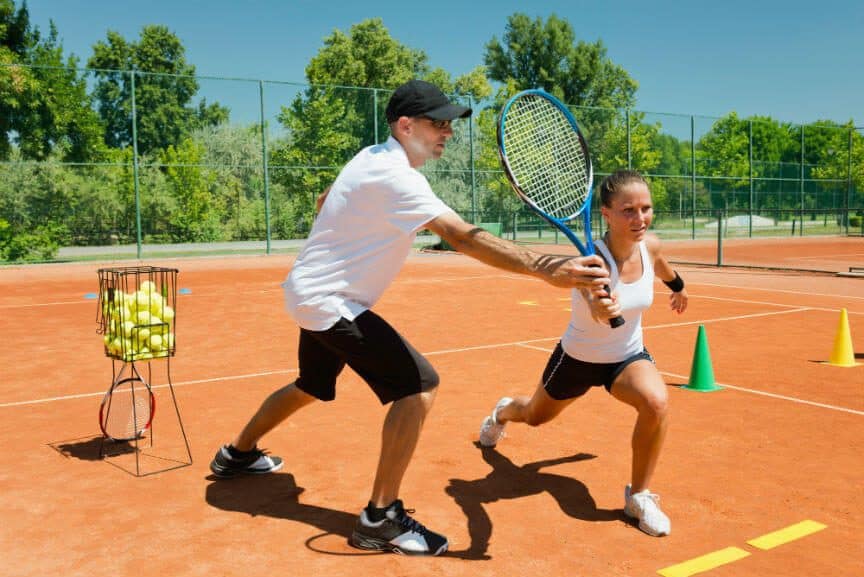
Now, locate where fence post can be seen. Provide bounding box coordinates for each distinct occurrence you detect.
[130,71,142,259]
[373,88,379,144]
[716,210,724,266]
[799,124,805,236]
[691,115,697,240]
[469,95,477,224]
[626,109,632,169]
[259,80,271,254]
[749,120,754,237]
[847,127,853,235]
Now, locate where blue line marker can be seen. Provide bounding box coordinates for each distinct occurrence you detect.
[84,293,98,299]
[178,288,192,295]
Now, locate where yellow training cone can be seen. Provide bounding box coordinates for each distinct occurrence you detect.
[828,308,857,367]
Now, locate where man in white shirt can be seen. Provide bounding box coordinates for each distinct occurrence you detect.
[210,80,611,556]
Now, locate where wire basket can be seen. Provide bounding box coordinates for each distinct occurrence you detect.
[97,266,179,362]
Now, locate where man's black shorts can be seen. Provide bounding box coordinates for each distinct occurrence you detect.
[542,342,654,400]
[295,310,439,404]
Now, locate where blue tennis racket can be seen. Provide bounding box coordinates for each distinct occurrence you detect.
[498,89,624,328]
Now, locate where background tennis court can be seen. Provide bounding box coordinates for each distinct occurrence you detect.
[1,243,861,576]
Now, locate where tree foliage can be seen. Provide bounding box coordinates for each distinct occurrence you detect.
[1,1,102,161]
[273,18,492,235]
[88,25,228,155]
[1,7,862,261]
[484,13,637,109]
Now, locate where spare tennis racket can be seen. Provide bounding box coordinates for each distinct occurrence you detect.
[497,89,624,328]
[99,372,155,442]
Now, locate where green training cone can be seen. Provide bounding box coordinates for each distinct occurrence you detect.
[683,324,722,392]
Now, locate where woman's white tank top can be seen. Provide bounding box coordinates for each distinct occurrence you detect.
[561,239,654,363]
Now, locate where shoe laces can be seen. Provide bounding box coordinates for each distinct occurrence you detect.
[231,445,271,463]
[390,502,430,535]
[632,491,662,514]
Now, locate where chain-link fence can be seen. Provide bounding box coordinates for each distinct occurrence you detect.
[1,64,862,263]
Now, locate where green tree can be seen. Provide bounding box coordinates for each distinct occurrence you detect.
[1,1,102,161]
[195,123,267,240]
[484,13,637,109]
[160,138,220,242]
[273,18,490,236]
[17,22,104,161]
[1,0,31,158]
[88,25,228,155]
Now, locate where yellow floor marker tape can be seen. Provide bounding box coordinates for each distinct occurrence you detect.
[657,547,750,577]
[518,301,538,306]
[746,520,827,550]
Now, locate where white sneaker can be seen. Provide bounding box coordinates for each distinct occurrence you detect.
[478,397,513,447]
[624,485,671,537]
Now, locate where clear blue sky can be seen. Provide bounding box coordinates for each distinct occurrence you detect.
[25,0,864,127]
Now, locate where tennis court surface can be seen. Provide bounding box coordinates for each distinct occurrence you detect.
[1,244,861,576]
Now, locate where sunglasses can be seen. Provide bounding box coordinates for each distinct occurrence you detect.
[420,117,453,130]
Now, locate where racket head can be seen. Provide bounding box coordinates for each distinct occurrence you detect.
[99,376,155,442]
[497,89,594,224]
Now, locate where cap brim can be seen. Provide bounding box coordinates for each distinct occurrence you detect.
[424,103,472,120]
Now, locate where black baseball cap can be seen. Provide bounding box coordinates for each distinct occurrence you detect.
[385,80,472,123]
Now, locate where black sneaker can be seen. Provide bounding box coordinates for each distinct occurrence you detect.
[209,445,283,478]
[349,499,449,556]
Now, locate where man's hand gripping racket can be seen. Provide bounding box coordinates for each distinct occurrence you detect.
[497,89,624,328]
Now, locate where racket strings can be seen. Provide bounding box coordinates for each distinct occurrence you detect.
[103,381,152,440]
[502,95,590,220]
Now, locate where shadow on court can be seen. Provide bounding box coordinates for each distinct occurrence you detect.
[444,444,621,560]
[49,436,123,460]
[205,473,377,555]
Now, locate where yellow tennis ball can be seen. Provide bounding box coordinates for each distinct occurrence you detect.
[148,333,163,351]
[139,280,157,294]
[136,310,152,325]
[147,293,164,315]
[121,321,136,338]
[161,305,175,323]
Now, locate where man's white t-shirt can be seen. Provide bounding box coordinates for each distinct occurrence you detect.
[283,136,453,331]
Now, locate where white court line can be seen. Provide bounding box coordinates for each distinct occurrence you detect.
[0,284,853,410]
[0,299,90,309]
[695,281,864,301]
[646,307,812,329]
[0,274,517,310]
[7,308,859,418]
[0,309,821,409]
[0,369,298,408]
[787,252,864,262]
[660,371,864,416]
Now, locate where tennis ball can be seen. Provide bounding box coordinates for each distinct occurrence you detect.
[161,305,175,323]
[147,293,164,314]
[134,290,153,309]
[148,333,163,351]
[136,310,152,325]
[121,320,136,338]
[136,327,151,343]
[139,280,157,294]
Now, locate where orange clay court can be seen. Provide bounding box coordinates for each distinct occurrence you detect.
[0,237,862,577]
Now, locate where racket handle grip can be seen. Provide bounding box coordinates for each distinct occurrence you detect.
[602,282,625,328]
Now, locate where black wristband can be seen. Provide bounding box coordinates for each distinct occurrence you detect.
[663,271,684,292]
